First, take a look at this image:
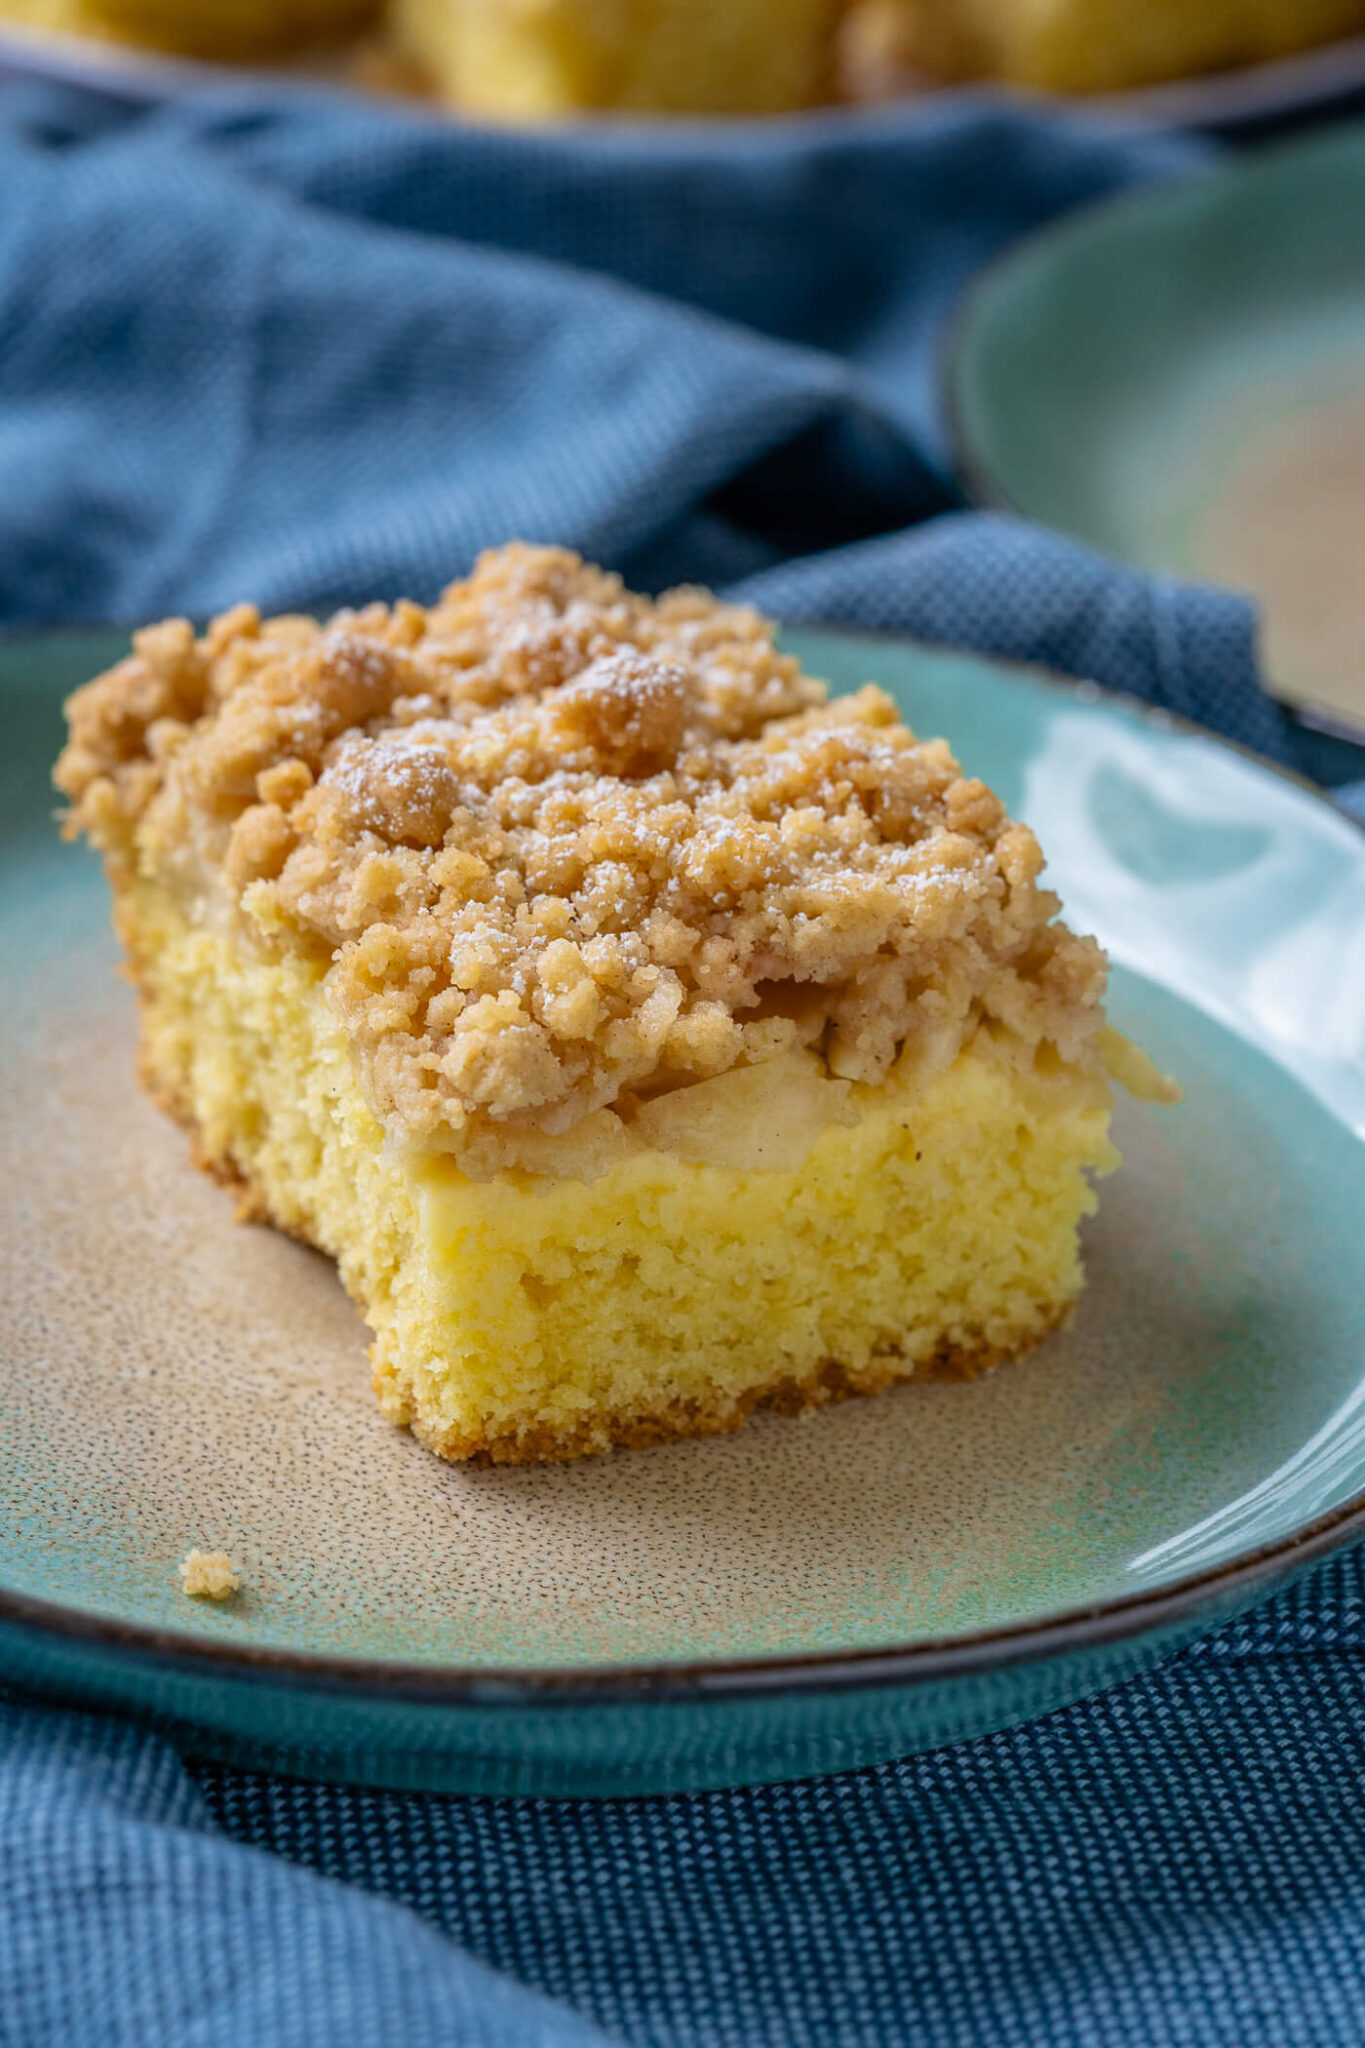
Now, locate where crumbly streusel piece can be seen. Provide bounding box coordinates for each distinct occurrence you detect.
[178,1550,240,1600]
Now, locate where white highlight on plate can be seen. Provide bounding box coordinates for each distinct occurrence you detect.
[1023,709,1365,1138]
[1129,1375,1365,1578]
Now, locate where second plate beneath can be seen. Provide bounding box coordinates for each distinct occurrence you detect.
[949,123,1365,740]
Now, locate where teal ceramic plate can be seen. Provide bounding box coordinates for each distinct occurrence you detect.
[949,123,1365,739]
[3,626,1365,1797]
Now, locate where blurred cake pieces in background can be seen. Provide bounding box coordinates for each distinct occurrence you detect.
[0,0,377,62]
[389,0,842,117]
[850,0,1365,97]
[399,0,1365,113]
[2,0,1365,111]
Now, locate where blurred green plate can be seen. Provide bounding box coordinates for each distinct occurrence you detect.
[3,625,1365,1797]
[949,123,1365,739]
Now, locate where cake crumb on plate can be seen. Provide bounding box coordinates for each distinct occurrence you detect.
[178,1549,240,1600]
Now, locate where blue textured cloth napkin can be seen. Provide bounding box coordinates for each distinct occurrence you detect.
[4,75,1365,2046]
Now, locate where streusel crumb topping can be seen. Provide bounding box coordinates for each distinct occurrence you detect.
[57,544,1106,1152]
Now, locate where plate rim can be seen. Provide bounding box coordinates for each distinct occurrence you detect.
[1094,30,1365,128]
[940,122,1365,747]
[5,1486,1365,1707]
[6,620,1365,1708]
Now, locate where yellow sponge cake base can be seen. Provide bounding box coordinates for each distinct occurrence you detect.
[127,884,1117,1464]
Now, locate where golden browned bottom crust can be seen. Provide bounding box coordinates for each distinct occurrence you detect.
[403,1304,1074,1466]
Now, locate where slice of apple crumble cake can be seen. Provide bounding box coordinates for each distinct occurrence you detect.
[56,544,1165,1463]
